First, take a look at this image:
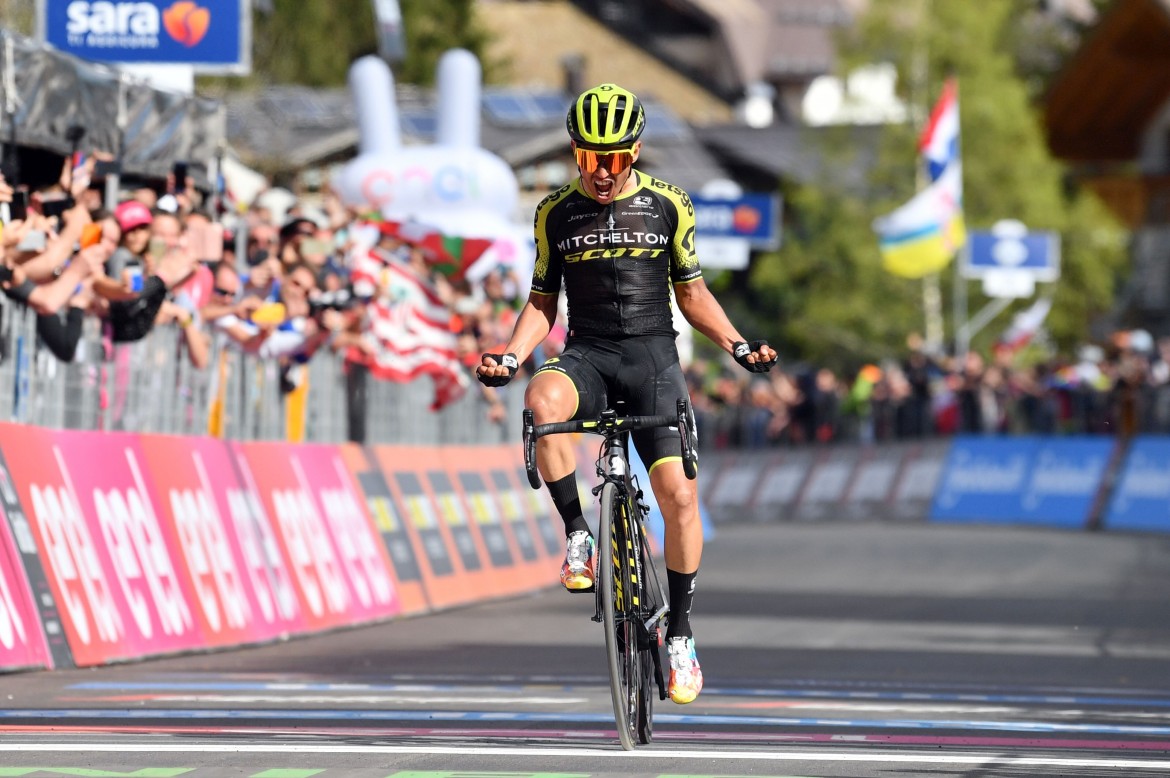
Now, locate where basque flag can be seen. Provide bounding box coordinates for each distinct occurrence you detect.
[919,77,960,182]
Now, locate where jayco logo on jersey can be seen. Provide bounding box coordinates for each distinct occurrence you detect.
[66,1,210,49]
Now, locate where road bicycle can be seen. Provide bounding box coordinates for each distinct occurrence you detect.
[523,398,698,750]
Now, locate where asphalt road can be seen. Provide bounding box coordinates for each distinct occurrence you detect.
[4,520,1170,777]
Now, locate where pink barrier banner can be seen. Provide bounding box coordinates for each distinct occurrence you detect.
[0,425,203,665]
[233,442,400,632]
[0,502,52,671]
[138,435,304,646]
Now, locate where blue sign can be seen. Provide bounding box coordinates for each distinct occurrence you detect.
[963,228,1060,280]
[931,436,1110,528]
[1103,437,1170,532]
[41,0,251,74]
[691,193,781,249]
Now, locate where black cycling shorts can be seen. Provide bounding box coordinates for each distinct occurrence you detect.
[533,334,689,470]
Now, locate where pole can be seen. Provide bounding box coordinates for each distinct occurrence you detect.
[912,0,945,354]
[954,241,968,360]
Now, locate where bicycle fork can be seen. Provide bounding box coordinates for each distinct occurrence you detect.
[591,435,668,700]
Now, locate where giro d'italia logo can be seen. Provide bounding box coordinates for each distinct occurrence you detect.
[163,1,211,47]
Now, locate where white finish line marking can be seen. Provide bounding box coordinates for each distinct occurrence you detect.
[2,743,1170,770]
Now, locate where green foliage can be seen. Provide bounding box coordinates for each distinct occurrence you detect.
[251,0,377,86]
[760,0,1127,364]
[396,0,496,85]
[204,0,493,89]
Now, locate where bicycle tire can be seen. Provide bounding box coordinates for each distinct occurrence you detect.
[599,480,639,751]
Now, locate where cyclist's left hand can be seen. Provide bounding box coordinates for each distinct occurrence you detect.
[732,340,778,373]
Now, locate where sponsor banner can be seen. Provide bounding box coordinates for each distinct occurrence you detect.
[338,444,430,615]
[691,193,781,248]
[422,452,503,599]
[1104,437,1170,532]
[445,446,542,596]
[290,445,399,621]
[233,442,400,631]
[0,488,53,671]
[508,447,562,559]
[705,453,767,519]
[0,446,71,670]
[892,440,949,520]
[793,448,861,521]
[138,435,302,645]
[0,426,203,665]
[738,450,813,522]
[373,446,481,610]
[41,0,251,73]
[931,436,1110,528]
[843,444,907,521]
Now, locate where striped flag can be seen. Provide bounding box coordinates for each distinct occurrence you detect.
[347,247,469,411]
[873,77,966,279]
[919,77,960,182]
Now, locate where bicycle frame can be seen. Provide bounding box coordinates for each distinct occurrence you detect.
[522,399,697,749]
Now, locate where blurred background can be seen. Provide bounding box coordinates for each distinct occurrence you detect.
[0,0,1165,450]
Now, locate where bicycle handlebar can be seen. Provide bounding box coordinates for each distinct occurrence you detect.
[523,399,697,489]
[531,414,678,439]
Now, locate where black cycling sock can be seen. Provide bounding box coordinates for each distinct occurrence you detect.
[666,569,697,640]
[547,473,588,537]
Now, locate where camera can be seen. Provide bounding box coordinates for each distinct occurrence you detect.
[308,286,357,317]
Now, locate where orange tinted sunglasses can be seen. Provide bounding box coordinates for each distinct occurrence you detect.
[574,146,635,175]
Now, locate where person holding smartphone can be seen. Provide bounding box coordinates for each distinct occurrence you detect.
[99,200,196,344]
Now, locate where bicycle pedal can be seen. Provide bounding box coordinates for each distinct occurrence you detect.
[568,584,595,594]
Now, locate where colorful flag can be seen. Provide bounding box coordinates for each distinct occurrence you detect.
[347,247,470,411]
[874,78,966,279]
[382,220,495,280]
[998,296,1053,353]
[919,77,960,182]
[873,164,967,278]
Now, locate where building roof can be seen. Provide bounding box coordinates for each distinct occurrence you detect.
[1045,0,1170,161]
[476,0,734,124]
[224,84,728,193]
[696,123,882,190]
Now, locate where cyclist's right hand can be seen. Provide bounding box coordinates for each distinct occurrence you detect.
[477,352,519,387]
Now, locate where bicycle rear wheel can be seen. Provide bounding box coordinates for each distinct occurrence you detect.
[599,480,640,751]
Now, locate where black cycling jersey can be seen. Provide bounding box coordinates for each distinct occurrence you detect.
[530,172,703,338]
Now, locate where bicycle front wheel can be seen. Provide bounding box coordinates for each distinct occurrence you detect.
[599,480,640,751]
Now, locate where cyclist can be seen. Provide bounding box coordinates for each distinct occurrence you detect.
[477,83,776,705]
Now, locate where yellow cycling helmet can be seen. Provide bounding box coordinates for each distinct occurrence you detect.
[566,83,645,149]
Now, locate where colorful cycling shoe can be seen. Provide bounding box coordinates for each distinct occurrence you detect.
[560,530,596,591]
[666,636,703,704]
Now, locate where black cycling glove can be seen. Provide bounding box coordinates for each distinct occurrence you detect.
[732,340,777,373]
[477,352,519,387]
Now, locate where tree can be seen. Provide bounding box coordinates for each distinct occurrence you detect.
[746,0,1126,368]
[210,0,494,89]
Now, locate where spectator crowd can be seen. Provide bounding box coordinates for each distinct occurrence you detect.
[0,153,1166,449]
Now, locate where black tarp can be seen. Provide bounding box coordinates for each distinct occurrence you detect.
[0,29,223,186]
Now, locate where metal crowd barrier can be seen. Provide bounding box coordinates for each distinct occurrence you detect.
[0,300,523,445]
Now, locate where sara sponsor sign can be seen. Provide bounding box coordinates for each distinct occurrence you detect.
[39,0,252,73]
[931,436,1112,528]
